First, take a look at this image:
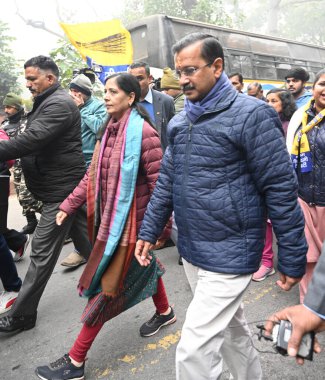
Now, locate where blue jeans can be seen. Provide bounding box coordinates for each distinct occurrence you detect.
[0,234,22,292]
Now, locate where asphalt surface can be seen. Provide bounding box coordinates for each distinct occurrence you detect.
[1,195,324,380]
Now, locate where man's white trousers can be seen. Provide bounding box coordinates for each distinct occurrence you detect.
[176,260,262,380]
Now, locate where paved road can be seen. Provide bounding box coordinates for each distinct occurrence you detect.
[1,196,324,379]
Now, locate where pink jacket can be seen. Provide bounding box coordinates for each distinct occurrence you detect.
[60,120,170,238]
[0,129,15,168]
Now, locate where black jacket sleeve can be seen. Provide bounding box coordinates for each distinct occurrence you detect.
[0,98,77,161]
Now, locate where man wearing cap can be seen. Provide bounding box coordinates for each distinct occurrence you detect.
[69,74,107,167]
[285,67,312,108]
[59,74,107,268]
[2,93,42,237]
[160,67,185,114]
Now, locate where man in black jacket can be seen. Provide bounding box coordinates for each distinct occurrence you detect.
[0,56,92,333]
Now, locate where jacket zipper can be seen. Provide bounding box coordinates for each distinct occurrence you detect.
[181,121,193,257]
[311,126,319,205]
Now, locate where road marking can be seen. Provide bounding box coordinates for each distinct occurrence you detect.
[97,330,181,377]
[244,284,277,305]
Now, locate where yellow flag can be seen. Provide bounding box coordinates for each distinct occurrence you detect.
[60,19,133,66]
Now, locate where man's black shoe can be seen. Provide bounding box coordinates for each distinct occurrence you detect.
[35,354,85,380]
[0,313,37,332]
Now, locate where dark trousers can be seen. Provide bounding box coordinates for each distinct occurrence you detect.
[0,234,22,292]
[9,201,91,318]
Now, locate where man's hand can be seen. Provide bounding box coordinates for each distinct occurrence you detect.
[69,91,84,107]
[56,211,68,226]
[276,272,301,291]
[135,239,153,266]
[265,304,324,364]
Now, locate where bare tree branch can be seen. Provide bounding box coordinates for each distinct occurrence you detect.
[14,0,64,39]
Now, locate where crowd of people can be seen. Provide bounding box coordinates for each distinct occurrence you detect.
[0,32,324,380]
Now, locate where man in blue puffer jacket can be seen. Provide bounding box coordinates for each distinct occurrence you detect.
[135,33,307,379]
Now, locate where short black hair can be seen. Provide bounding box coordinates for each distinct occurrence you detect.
[172,33,224,69]
[228,72,243,84]
[313,68,325,87]
[104,72,153,127]
[284,67,309,82]
[247,82,263,91]
[105,73,141,103]
[129,61,150,76]
[24,55,60,78]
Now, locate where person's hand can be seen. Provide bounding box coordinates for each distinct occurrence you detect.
[265,304,324,364]
[69,91,84,107]
[276,272,301,291]
[56,211,68,226]
[134,239,153,266]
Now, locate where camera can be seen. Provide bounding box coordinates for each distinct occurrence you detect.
[272,320,315,361]
[72,68,97,84]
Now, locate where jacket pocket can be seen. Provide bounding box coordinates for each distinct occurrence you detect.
[209,179,243,234]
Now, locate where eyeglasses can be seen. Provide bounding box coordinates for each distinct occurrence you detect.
[175,62,214,79]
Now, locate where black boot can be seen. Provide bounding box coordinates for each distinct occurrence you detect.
[20,212,38,234]
[0,313,37,333]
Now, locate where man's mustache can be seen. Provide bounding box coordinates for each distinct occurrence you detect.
[182,84,195,92]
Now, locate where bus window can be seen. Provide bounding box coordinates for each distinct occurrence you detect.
[254,55,277,80]
[223,55,231,74]
[223,33,250,51]
[130,25,149,62]
[308,62,323,81]
[250,37,289,57]
[229,54,253,78]
[289,44,321,61]
[319,49,325,62]
[293,60,308,71]
[275,57,291,80]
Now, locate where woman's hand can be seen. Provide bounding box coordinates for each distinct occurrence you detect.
[56,211,68,226]
[135,239,153,266]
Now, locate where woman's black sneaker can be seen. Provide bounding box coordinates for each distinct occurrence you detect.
[35,354,84,380]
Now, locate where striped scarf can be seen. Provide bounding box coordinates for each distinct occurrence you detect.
[79,108,143,298]
[291,98,325,173]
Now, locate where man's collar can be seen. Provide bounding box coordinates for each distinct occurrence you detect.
[143,88,153,104]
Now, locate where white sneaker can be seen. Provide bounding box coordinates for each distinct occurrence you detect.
[0,291,19,315]
[13,234,31,262]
